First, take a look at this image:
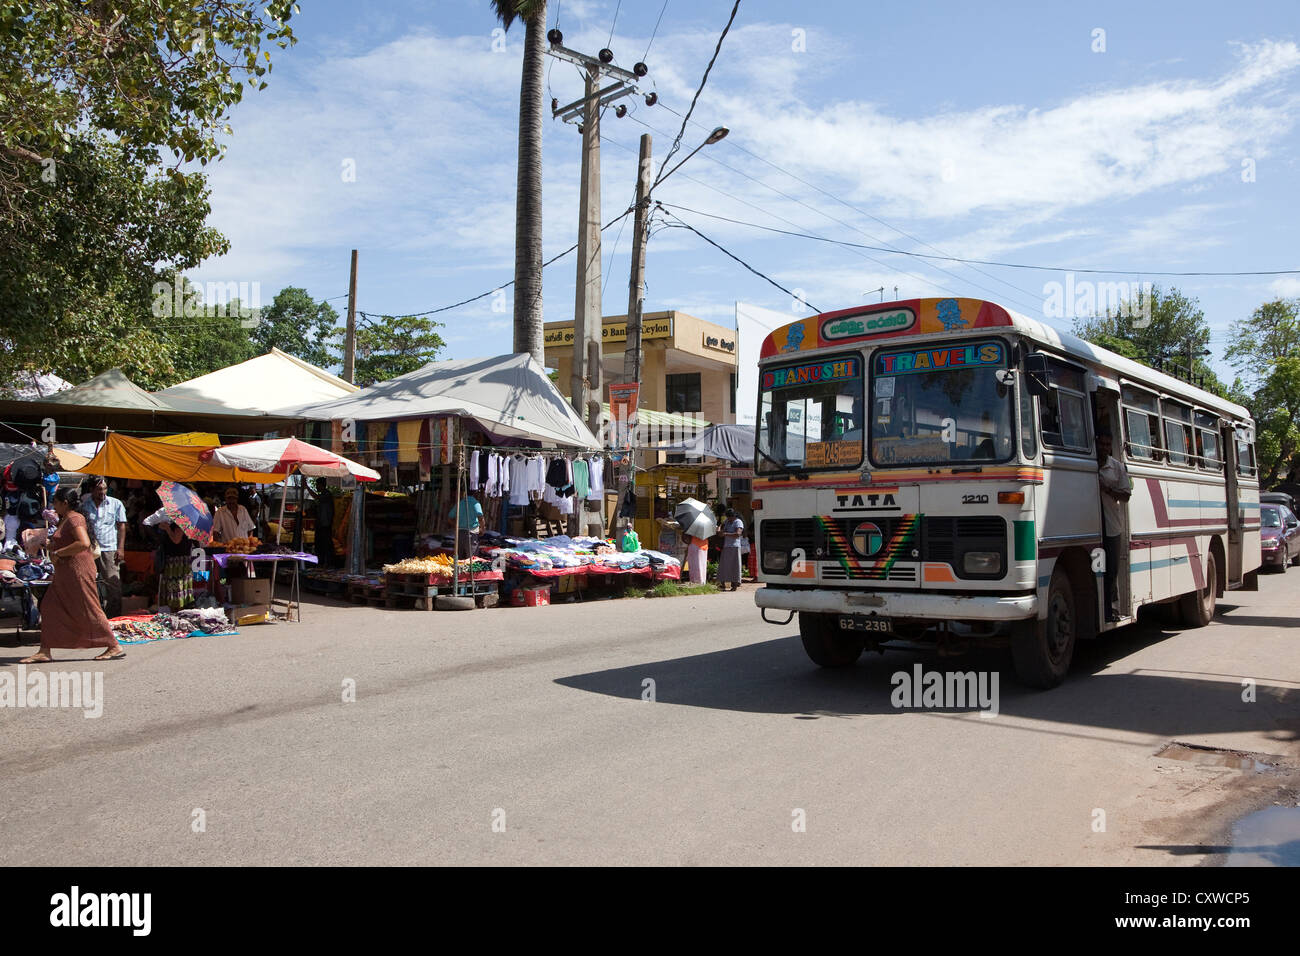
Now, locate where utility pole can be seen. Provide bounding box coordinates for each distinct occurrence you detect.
[572,68,603,434]
[343,249,358,384]
[545,30,650,434]
[623,133,652,391]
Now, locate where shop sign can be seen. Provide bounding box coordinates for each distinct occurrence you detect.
[544,317,673,348]
[702,332,736,354]
[821,308,915,340]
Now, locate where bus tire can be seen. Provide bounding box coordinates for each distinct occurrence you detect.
[1179,552,1217,627]
[1012,566,1076,688]
[799,612,863,668]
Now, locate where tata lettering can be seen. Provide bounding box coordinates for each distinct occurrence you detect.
[822,309,915,340]
[763,357,860,389]
[876,342,1004,376]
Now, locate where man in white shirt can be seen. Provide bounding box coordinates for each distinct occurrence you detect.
[1097,432,1132,622]
[213,486,256,543]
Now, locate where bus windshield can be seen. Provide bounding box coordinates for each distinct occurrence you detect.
[870,339,1015,466]
[757,355,864,473]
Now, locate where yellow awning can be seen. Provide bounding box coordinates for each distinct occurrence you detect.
[78,432,287,483]
[151,431,221,446]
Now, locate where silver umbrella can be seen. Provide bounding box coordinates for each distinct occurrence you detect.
[673,497,718,540]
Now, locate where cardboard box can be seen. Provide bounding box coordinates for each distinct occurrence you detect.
[231,577,271,605]
[510,586,551,607]
[234,604,271,625]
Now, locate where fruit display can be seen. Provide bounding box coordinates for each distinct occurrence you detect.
[383,554,488,575]
[224,536,261,554]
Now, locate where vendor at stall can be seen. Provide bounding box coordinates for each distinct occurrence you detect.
[450,488,483,557]
[212,486,256,543]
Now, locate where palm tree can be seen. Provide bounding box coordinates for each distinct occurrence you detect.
[491,0,548,366]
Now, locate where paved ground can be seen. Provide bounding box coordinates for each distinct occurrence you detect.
[1,576,1297,866]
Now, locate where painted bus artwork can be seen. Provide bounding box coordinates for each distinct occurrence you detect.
[752,297,1260,688]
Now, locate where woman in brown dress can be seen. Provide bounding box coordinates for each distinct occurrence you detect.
[20,488,124,663]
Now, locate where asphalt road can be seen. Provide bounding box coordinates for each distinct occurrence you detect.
[1,576,1297,866]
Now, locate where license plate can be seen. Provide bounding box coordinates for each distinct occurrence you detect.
[839,615,893,634]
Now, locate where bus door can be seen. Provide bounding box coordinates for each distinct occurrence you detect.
[1092,384,1131,620]
[1222,422,1243,587]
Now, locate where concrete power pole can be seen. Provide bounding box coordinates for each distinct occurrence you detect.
[572,69,603,433]
[622,133,652,390]
[343,249,358,384]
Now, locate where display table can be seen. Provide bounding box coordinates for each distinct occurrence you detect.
[1,578,50,636]
[209,551,318,622]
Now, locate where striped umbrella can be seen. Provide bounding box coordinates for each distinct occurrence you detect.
[156,481,214,546]
[201,437,380,481]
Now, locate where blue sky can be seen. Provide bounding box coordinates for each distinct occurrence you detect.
[187,0,1300,382]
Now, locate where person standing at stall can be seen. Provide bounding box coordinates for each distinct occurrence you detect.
[80,476,126,616]
[684,532,708,585]
[449,488,483,557]
[20,488,123,663]
[310,478,335,567]
[718,507,745,591]
[212,486,256,543]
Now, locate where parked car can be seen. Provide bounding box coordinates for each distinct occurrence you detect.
[1260,504,1300,571]
[1261,490,1296,512]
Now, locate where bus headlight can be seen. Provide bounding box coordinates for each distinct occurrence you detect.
[963,552,1002,575]
[765,551,788,571]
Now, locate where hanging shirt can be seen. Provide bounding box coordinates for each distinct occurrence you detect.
[586,457,605,499]
[469,450,481,490]
[573,459,590,499]
[528,456,546,496]
[508,455,532,506]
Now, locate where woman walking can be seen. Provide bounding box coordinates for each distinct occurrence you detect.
[718,507,745,591]
[19,488,124,663]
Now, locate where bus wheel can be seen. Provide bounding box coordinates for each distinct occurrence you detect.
[799,612,863,668]
[1012,566,1076,688]
[1179,552,1217,627]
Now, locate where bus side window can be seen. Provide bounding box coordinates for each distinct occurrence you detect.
[1236,440,1256,478]
[1037,358,1090,452]
[1121,384,1163,461]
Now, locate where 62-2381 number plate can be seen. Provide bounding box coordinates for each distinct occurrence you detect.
[838,615,893,634]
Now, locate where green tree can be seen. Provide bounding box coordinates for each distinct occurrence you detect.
[248,287,339,368]
[0,1,297,386]
[343,315,445,387]
[1073,285,1224,394]
[1225,298,1300,486]
[490,0,547,365]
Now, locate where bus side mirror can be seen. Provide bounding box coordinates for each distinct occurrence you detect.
[1024,354,1051,398]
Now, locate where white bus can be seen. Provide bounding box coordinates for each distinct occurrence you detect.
[753,297,1260,687]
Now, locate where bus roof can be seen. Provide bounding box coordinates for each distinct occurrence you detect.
[759,297,1250,422]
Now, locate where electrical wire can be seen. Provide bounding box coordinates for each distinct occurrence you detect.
[656,203,1300,278]
[653,0,740,189]
[352,207,634,319]
[606,0,621,48]
[657,204,819,312]
[643,0,667,60]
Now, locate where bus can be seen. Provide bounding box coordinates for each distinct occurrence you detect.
[752,297,1260,687]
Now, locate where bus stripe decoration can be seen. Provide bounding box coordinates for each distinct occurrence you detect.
[754,466,1044,492]
[873,513,921,575]
[816,515,861,576]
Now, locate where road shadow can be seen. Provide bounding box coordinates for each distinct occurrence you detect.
[554,616,1300,744]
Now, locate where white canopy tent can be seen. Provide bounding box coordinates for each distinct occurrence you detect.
[155,348,357,415]
[280,353,602,450]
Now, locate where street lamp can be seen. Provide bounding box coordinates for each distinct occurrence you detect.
[655,127,729,189]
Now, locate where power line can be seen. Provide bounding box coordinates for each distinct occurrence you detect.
[643,0,668,60]
[657,203,820,312]
[654,0,740,189]
[618,114,1046,316]
[606,0,621,48]
[352,208,634,319]
[656,202,1300,278]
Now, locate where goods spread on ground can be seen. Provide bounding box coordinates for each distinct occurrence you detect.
[382,554,491,575]
[480,533,681,574]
